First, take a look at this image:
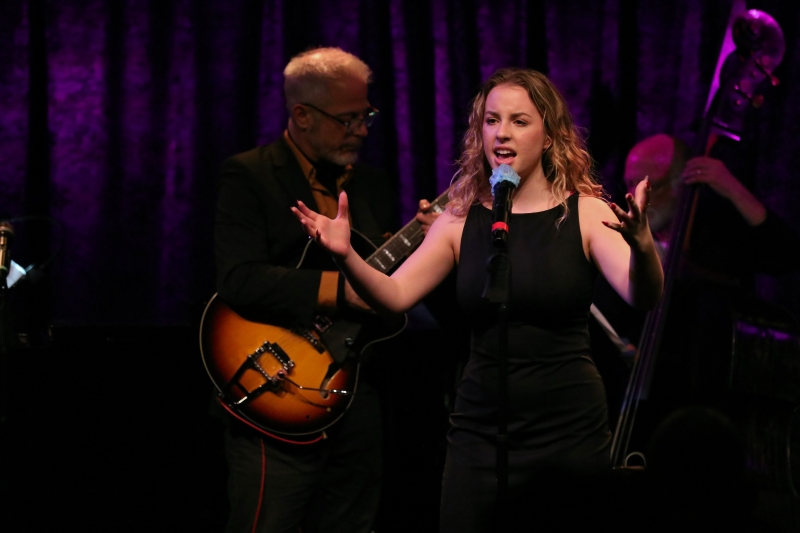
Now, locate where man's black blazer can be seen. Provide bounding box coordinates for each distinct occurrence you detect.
[214,136,396,327]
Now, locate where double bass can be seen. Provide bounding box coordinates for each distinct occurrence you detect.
[609,7,800,497]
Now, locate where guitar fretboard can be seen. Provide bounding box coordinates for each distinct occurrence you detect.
[365,191,449,274]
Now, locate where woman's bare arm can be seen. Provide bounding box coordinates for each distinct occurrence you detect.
[292,192,461,314]
[581,180,664,310]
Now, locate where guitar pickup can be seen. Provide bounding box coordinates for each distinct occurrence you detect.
[259,341,295,372]
[291,325,326,354]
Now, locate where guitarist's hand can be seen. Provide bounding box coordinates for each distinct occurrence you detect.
[415,198,441,235]
[292,192,353,260]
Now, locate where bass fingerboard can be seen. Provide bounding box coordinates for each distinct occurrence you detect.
[365,191,450,274]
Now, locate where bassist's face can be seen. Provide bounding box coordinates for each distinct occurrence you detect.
[624,137,678,233]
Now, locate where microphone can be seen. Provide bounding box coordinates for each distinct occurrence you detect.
[489,164,520,248]
[0,221,13,283]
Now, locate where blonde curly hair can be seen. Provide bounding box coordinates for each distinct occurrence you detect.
[448,68,604,224]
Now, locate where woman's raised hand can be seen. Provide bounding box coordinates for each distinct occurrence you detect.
[603,178,653,252]
[291,191,353,260]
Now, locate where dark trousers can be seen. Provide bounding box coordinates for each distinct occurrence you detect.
[223,382,383,533]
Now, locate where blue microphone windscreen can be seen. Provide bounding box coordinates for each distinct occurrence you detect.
[489,164,521,196]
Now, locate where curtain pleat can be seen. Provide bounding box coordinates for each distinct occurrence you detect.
[0,0,797,324]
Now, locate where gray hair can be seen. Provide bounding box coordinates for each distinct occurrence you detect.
[283,47,372,110]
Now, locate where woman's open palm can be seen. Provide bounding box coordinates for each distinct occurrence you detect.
[291,191,353,260]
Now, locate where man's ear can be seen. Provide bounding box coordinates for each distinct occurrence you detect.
[291,103,313,130]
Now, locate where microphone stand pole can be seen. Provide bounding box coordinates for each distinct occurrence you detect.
[484,243,511,528]
[484,165,518,528]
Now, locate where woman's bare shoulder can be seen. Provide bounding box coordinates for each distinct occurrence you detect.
[431,208,466,234]
[577,194,612,218]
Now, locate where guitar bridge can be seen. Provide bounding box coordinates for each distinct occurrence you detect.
[224,340,296,406]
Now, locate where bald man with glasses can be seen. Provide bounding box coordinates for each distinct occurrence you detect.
[213,47,397,533]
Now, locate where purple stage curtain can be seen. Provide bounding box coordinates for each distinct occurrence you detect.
[0,0,798,327]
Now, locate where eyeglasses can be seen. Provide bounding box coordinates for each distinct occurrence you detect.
[301,102,379,134]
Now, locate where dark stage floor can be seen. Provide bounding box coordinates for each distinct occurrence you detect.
[0,323,455,532]
[2,324,799,532]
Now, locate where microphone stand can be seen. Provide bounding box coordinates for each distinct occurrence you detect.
[483,232,511,528]
[483,165,518,528]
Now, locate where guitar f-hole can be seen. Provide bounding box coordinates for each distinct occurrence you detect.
[317,362,343,400]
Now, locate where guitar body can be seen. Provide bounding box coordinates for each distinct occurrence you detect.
[199,192,449,438]
[200,293,359,436]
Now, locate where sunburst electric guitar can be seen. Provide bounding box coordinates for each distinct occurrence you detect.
[200,192,449,439]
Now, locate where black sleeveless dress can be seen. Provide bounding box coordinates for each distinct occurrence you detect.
[440,194,611,532]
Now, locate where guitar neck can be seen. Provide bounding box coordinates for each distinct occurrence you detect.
[364,191,450,274]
